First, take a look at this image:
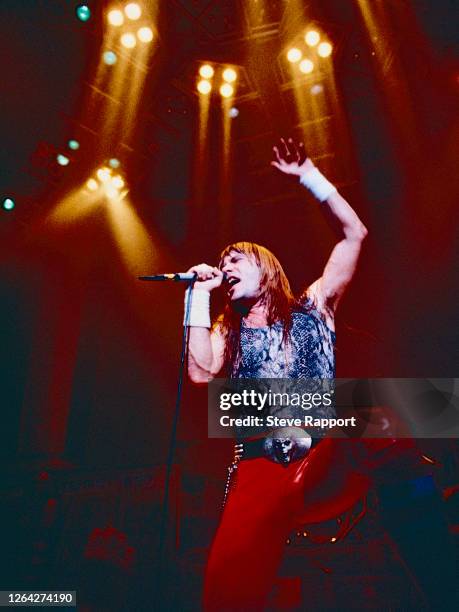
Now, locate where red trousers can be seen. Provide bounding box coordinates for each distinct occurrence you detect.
[203,438,372,611]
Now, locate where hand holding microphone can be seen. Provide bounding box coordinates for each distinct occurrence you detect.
[181,263,224,328]
[186,263,225,292]
[138,264,226,291]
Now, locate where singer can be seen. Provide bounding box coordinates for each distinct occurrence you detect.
[183,139,453,610]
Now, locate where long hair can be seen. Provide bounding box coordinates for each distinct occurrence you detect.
[217,242,295,375]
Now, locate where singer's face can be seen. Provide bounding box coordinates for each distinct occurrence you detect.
[221,251,262,302]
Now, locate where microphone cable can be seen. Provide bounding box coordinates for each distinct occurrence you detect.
[156,280,194,601]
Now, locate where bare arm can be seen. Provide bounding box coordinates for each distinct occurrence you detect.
[185,265,226,384]
[188,324,225,384]
[272,138,367,314]
[317,190,367,311]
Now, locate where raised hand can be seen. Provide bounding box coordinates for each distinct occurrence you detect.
[271,137,315,177]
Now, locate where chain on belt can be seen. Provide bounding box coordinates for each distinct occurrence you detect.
[222,443,244,508]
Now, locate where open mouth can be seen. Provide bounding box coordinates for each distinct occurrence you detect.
[227,277,240,295]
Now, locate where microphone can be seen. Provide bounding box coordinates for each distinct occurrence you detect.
[138,272,228,282]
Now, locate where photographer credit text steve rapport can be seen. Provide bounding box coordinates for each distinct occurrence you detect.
[216,385,356,431]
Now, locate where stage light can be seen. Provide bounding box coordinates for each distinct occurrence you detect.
[222,68,237,83]
[103,50,118,65]
[125,3,141,20]
[220,83,234,98]
[199,64,214,79]
[68,139,80,150]
[86,178,98,191]
[97,167,111,182]
[310,83,323,95]
[112,175,125,189]
[108,9,124,26]
[137,27,153,43]
[317,42,332,58]
[299,59,314,74]
[305,30,320,46]
[287,48,302,63]
[229,107,239,118]
[330,537,337,543]
[109,158,121,169]
[57,154,70,166]
[197,79,212,94]
[2,197,15,211]
[121,33,137,49]
[105,185,119,199]
[75,4,91,22]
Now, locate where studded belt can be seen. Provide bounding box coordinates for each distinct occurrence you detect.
[222,435,316,508]
[234,434,315,466]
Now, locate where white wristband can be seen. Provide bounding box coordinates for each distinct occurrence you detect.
[184,288,211,328]
[299,167,337,202]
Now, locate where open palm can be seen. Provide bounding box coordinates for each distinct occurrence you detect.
[271,138,315,177]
